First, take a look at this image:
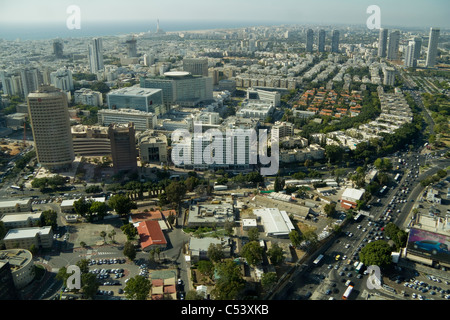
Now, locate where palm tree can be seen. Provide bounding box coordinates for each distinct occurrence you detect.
[100,231,107,244]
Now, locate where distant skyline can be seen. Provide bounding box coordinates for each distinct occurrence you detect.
[0,0,448,39]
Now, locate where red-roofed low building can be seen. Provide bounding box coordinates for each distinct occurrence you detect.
[137,220,167,252]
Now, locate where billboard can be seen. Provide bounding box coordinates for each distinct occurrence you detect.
[407,228,450,265]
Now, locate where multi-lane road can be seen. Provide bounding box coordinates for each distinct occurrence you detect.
[270,148,449,300]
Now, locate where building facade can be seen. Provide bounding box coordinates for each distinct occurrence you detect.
[426,27,440,67]
[88,38,104,73]
[27,85,74,171]
[108,123,138,174]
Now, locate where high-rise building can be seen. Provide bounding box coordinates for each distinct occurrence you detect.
[306,29,314,52]
[331,30,340,53]
[125,38,138,58]
[404,41,416,68]
[183,58,209,77]
[383,67,396,86]
[53,39,64,59]
[20,67,41,98]
[318,29,326,52]
[387,30,400,60]
[426,27,440,67]
[108,122,138,174]
[88,38,104,73]
[413,37,422,60]
[27,86,74,170]
[50,67,74,92]
[378,28,388,58]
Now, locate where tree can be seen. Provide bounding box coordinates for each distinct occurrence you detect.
[41,210,58,229]
[197,260,214,278]
[108,194,136,216]
[81,272,99,299]
[73,197,92,217]
[324,203,336,217]
[165,181,187,206]
[359,240,392,269]
[207,243,224,263]
[325,145,344,163]
[100,231,107,244]
[374,158,393,172]
[186,290,205,300]
[266,242,284,266]
[90,201,108,220]
[211,260,245,300]
[124,275,151,300]
[121,223,138,240]
[384,223,408,250]
[123,241,137,261]
[261,272,278,291]
[289,230,302,248]
[274,176,285,192]
[240,241,263,266]
[247,227,260,242]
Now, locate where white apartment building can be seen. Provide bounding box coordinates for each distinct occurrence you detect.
[74,88,103,106]
[98,108,157,131]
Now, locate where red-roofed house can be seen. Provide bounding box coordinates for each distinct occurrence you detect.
[137,220,168,252]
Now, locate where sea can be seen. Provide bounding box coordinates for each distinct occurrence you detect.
[0,19,288,41]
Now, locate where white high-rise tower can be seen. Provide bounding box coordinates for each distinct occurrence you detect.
[426,27,440,67]
[88,38,104,73]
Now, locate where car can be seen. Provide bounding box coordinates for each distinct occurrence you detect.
[413,240,448,255]
[335,255,341,261]
[178,278,183,285]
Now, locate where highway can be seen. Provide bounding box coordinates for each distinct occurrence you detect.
[269,148,449,300]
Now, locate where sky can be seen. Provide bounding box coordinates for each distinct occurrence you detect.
[0,0,449,29]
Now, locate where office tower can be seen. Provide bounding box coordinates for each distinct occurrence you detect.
[318,29,326,52]
[108,122,138,174]
[413,37,422,60]
[383,67,396,86]
[404,41,416,68]
[27,86,74,171]
[88,38,104,73]
[426,27,440,67]
[20,67,41,98]
[50,67,74,92]
[183,58,209,77]
[125,38,138,58]
[331,30,340,53]
[53,39,64,58]
[378,28,388,58]
[387,30,400,60]
[306,29,314,52]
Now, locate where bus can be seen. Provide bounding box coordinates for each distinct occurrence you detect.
[379,186,387,195]
[313,254,324,266]
[355,262,364,273]
[10,185,21,190]
[342,285,354,300]
[394,173,401,182]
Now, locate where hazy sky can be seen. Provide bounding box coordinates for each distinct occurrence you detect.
[0,0,449,28]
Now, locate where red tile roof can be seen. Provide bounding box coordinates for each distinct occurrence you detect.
[137,220,167,250]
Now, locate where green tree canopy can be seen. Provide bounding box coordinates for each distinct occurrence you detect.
[212,260,245,300]
[124,275,151,300]
[240,241,263,266]
[359,240,393,269]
